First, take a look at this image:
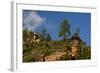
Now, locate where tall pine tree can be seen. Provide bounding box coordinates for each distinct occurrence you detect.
[59,19,71,40]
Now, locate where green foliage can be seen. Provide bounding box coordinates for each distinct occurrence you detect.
[39,33,45,41]
[73,28,80,38]
[59,20,71,40]
[41,28,52,42]
[79,46,91,59]
[41,28,47,39]
[46,33,52,41]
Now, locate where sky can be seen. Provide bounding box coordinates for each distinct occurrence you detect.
[23,10,91,45]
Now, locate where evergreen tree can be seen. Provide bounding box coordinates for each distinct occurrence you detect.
[73,28,80,38]
[59,20,71,40]
[46,33,52,41]
[41,28,47,41]
[41,28,47,37]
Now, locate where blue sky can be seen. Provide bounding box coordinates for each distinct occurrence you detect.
[23,10,91,45]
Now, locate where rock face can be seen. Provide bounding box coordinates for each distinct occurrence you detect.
[44,52,67,61]
[32,38,40,42]
[35,37,81,62]
[32,32,41,43]
[69,36,81,58]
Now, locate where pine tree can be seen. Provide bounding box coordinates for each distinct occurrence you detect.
[73,28,80,38]
[46,33,52,41]
[59,20,71,40]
